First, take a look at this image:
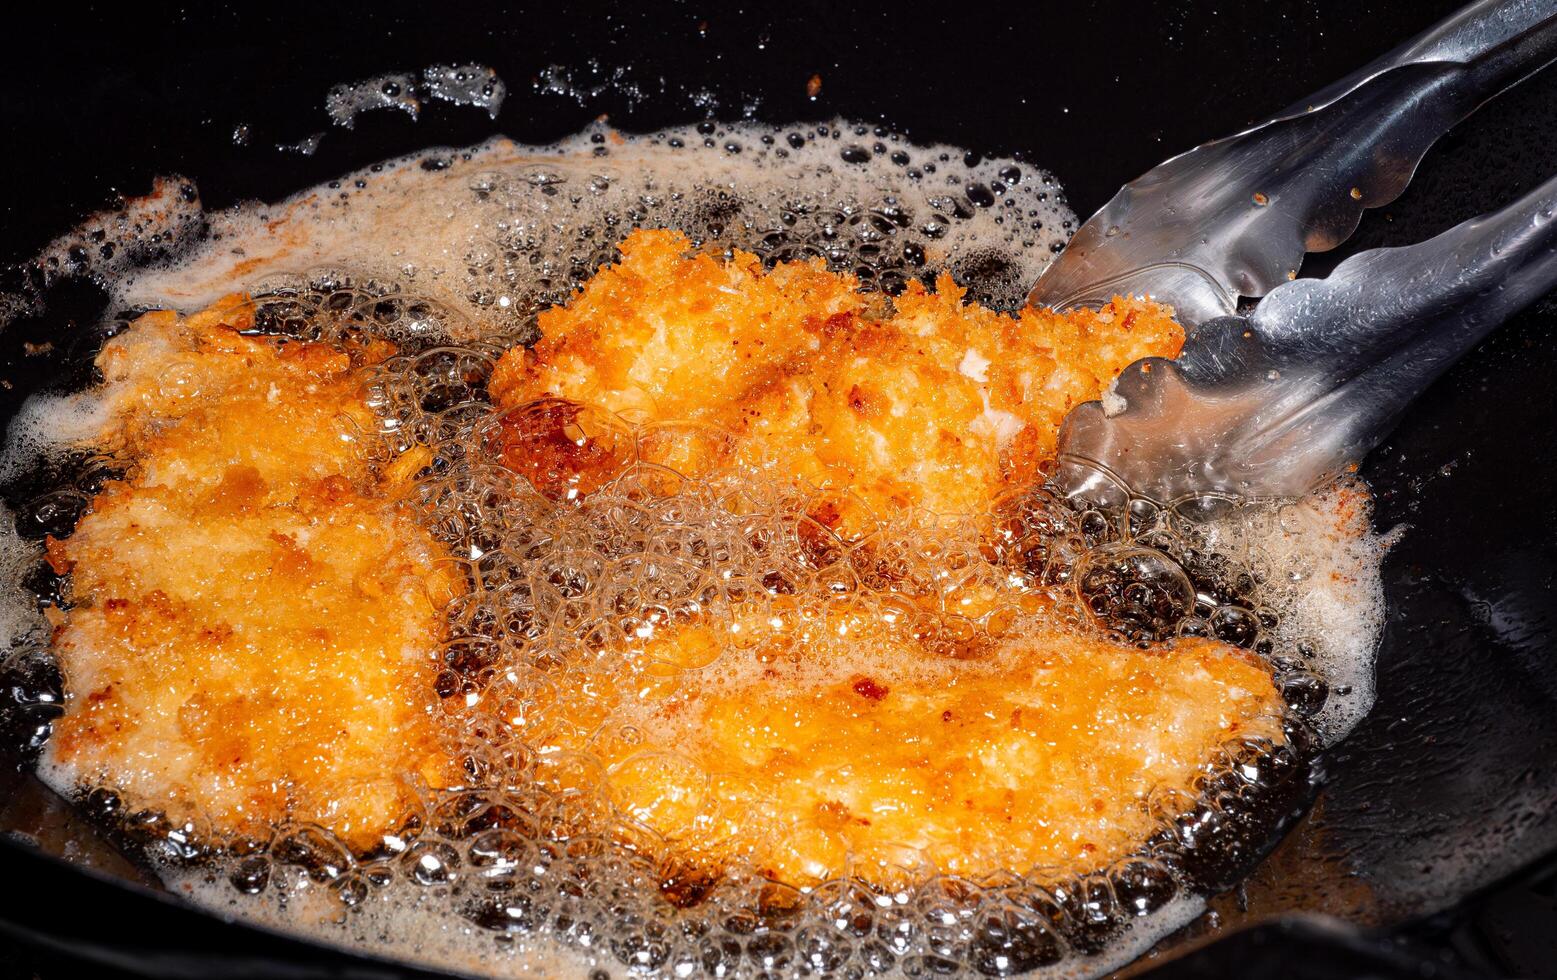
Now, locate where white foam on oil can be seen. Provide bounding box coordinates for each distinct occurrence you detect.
[169,870,605,978]
[0,393,113,485]
[326,64,507,129]
[161,855,1211,980]
[101,120,1072,324]
[0,118,1399,979]
[1200,485,1396,745]
[0,505,46,663]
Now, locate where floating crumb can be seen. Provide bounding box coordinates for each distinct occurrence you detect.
[806,73,823,99]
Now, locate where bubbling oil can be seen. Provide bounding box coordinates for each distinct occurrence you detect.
[0,121,1394,978]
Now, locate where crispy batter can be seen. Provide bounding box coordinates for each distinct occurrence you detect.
[489,229,1183,528]
[45,297,458,847]
[535,599,1284,886]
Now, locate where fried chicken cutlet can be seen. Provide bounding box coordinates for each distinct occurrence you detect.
[529,598,1284,886]
[42,296,460,847]
[487,228,1183,532]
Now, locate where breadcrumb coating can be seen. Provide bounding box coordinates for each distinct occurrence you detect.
[44,297,459,846]
[489,228,1183,531]
[536,598,1283,886]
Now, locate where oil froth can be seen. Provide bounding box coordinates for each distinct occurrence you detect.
[0,120,1396,979]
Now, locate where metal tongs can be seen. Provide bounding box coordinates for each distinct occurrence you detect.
[1030,0,1557,506]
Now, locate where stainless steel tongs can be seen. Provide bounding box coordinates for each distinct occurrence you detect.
[1029,0,1557,505]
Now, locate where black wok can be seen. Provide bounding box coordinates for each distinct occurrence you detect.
[0,2,1554,977]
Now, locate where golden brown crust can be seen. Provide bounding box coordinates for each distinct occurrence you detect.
[534,598,1284,886]
[46,297,457,847]
[489,229,1184,526]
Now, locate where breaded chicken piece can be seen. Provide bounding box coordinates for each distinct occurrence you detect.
[527,599,1283,886]
[488,229,1183,528]
[43,297,459,847]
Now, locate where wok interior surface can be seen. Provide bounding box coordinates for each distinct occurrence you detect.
[1,1,1554,976]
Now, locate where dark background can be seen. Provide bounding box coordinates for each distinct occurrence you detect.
[0,0,1486,267]
[2,1,1555,977]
